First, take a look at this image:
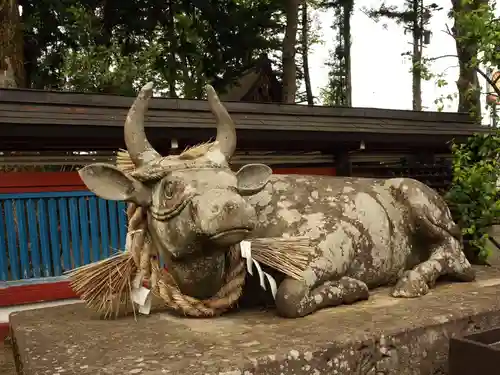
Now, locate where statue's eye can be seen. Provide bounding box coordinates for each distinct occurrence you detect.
[163,181,176,199]
[150,178,191,220]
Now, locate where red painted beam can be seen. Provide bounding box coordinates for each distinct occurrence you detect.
[0,322,8,342]
[0,172,86,193]
[0,280,76,308]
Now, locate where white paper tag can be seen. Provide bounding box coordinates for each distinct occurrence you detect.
[138,293,152,315]
[240,240,253,276]
[239,240,278,300]
[130,286,151,306]
[251,258,266,290]
[265,273,278,299]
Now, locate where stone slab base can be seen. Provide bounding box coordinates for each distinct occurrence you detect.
[1,342,16,375]
[9,265,500,375]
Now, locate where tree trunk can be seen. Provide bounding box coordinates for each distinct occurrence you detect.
[98,0,114,48]
[166,0,178,98]
[451,0,484,119]
[301,1,313,105]
[342,0,353,107]
[0,0,25,87]
[282,0,300,103]
[411,0,422,111]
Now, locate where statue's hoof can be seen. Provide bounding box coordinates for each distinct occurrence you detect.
[391,270,429,298]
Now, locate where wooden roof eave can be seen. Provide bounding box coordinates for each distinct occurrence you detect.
[0,87,477,123]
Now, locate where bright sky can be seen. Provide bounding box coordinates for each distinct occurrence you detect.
[309,0,498,121]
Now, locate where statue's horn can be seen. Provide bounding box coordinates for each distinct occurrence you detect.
[124,82,161,166]
[206,85,236,160]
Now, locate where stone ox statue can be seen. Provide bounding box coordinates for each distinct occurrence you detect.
[79,83,475,318]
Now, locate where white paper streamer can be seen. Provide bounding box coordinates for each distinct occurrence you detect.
[130,285,152,315]
[240,240,278,299]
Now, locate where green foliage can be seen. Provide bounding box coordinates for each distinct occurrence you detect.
[18,0,286,97]
[364,1,441,27]
[59,6,158,95]
[446,131,500,263]
[433,91,458,112]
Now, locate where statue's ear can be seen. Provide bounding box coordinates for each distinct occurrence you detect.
[235,164,272,196]
[78,163,151,206]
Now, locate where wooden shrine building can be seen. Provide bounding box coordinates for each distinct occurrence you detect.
[219,54,282,103]
[0,86,490,193]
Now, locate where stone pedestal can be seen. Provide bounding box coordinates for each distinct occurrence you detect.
[10,265,500,375]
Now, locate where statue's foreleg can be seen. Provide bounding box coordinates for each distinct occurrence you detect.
[391,218,475,298]
[275,275,369,318]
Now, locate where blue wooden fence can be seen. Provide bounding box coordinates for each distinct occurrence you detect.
[0,191,128,281]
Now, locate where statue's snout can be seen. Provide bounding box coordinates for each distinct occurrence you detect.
[191,190,256,246]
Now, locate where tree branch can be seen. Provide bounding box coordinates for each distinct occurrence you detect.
[425,54,500,96]
[425,54,459,62]
[475,66,500,97]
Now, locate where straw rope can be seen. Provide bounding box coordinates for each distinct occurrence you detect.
[126,203,247,317]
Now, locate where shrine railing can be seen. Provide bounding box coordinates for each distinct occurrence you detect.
[0,191,127,281]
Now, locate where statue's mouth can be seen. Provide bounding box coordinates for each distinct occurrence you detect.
[209,227,252,245]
